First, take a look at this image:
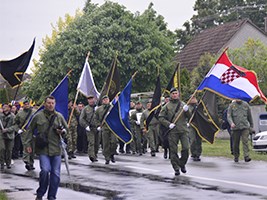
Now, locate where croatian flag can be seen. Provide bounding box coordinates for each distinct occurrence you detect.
[198,51,267,103]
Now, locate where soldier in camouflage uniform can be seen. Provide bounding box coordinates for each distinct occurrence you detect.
[94,95,117,164]
[14,100,36,170]
[188,96,202,161]
[140,99,159,157]
[159,88,191,176]
[79,95,98,162]
[0,104,16,169]
[227,100,253,163]
[130,101,144,156]
[67,100,79,159]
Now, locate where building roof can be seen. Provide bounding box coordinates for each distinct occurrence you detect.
[174,19,253,71]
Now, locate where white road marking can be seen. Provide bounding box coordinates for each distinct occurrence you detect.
[125,166,160,173]
[186,174,267,190]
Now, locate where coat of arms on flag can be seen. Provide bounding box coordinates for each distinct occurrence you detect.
[220,66,245,84]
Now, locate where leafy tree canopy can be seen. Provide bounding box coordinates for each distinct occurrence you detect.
[24,1,176,103]
[175,0,267,51]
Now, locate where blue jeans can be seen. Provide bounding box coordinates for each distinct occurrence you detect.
[36,155,61,199]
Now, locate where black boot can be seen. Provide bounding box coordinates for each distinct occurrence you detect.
[163,148,168,159]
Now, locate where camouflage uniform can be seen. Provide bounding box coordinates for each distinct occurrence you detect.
[0,111,16,169]
[159,98,191,174]
[67,108,79,158]
[130,107,144,155]
[14,107,36,169]
[140,109,159,156]
[188,104,202,161]
[94,103,117,163]
[227,100,253,162]
[79,104,98,161]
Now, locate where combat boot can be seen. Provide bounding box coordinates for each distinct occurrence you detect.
[244,156,251,162]
[174,170,180,176]
[163,148,168,159]
[110,155,115,163]
[180,165,187,173]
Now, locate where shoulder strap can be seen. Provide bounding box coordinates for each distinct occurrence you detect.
[170,101,181,122]
[21,109,33,128]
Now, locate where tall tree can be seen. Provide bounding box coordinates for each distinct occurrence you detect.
[24,1,176,103]
[175,0,267,51]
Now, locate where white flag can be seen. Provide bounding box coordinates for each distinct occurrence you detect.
[77,60,100,98]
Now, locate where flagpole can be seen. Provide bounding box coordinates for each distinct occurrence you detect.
[67,50,89,128]
[170,49,229,128]
[13,84,21,101]
[96,52,118,105]
[67,91,79,127]
[171,89,198,124]
[178,63,181,100]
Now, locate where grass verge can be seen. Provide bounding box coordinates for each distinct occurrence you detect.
[202,138,267,161]
[0,191,8,200]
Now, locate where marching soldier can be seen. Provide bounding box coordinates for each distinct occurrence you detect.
[14,100,36,170]
[159,88,191,176]
[188,95,202,161]
[130,101,144,156]
[67,100,79,159]
[140,99,160,157]
[94,95,117,164]
[0,103,16,169]
[79,95,98,162]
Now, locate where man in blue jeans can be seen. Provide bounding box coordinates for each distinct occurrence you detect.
[26,96,68,200]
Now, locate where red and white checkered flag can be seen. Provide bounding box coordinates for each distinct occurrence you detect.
[220,68,240,84]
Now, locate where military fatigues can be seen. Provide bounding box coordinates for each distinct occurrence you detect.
[79,104,99,161]
[130,108,143,155]
[0,111,16,168]
[14,108,36,168]
[94,104,117,163]
[159,99,191,173]
[188,104,202,160]
[67,108,79,157]
[140,109,159,155]
[227,100,253,162]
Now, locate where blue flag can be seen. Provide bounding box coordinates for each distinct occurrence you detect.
[23,75,68,130]
[105,79,133,144]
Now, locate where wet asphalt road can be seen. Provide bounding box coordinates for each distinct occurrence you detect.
[1,151,267,200]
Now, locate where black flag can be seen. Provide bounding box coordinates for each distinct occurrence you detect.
[99,56,120,103]
[0,39,35,88]
[190,90,220,144]
[145,76,161,128]
[163,64,179,97]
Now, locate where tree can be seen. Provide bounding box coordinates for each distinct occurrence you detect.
[175,0,267,51]
[24,1,176,103]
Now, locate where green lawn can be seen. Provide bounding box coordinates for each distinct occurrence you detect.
[0,191,8,200]
[202,138,267,161]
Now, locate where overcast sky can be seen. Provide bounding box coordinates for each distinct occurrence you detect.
[0,0,195,69]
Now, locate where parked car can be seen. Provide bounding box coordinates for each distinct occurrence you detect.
[253,131,267,152]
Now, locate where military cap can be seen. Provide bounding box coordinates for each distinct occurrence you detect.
[87,95,94,99]
[147,99,152,104]
[136,100,142,104]
[102,95,109,100]
[23,99,29,104]
[170,87,178,93]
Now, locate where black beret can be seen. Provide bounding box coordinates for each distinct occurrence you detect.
[170,87,178,93]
